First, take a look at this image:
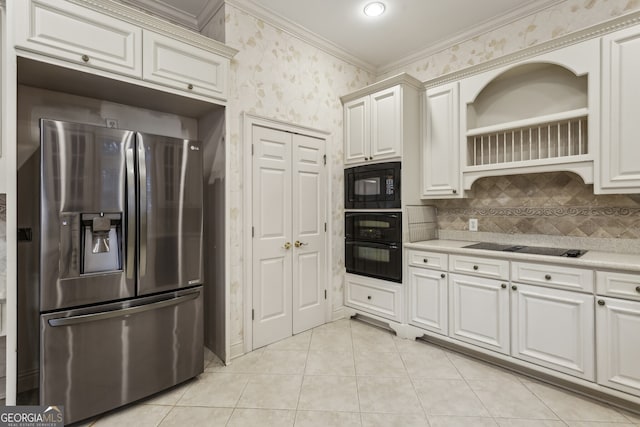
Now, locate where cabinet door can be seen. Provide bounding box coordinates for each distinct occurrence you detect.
[422,83,461,198]
[143,31,228,100]
[344,97,370,164]
[346,274,402,322]
[371,86,402,161]
[449,274,510,354]
[14,0,142,78]
[596,297,640,396]
[408,267,448,335]
[599,27,640,193]
[511,284,595,380]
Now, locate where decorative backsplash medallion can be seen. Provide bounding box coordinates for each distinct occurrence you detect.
[435,172,640,239]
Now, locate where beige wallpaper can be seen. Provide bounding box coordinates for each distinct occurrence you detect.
[220,0,640,353]
[379,0,640,81]
[222,4,375,351]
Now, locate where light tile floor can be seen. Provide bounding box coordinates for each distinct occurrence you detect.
[78,318,640,427]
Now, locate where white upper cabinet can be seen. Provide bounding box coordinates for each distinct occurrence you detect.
[13,0,237,103]
[14,0,142,78]
[143,31,228,101]
[370,86,402,160]
[598,26,640,193]
[422,82,461,198]
[344,97,370,164]
[342,74,421,165]
[458,39,600,191]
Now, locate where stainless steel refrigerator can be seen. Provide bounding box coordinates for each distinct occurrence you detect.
[22,119,204,424]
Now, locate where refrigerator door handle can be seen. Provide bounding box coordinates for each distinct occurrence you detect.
[138,137,148,278]
[126,147,136,280]
[47,290,200,327]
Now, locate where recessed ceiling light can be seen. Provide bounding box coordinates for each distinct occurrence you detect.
[363,2,385,17]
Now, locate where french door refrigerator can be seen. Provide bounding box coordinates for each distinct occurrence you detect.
[33,119,204,423]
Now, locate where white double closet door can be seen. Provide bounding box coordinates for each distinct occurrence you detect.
[252,125,327,349]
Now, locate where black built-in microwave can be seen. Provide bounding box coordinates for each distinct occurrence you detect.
[344,162,401,209]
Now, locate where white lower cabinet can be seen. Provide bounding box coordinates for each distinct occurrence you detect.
[511,283,595,380]
[407,266,448,335]
[596,296,640,395]
[345,274,402,322]
[449,274,510,354]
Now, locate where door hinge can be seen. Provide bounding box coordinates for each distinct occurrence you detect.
[323,154,326,165]
[324,289,327,300]
[251,144,254,155]
[252,309,254,320]
[324,222,327,232]
[252,226,255,237]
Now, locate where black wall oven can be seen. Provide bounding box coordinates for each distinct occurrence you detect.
[345,162,401,209]
[345,212,402,283]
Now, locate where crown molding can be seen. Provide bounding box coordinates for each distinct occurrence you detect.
[69,0,237,58]
[377,0,564,76]
[118,0,223,31]
[225,0,377,74]
[340,72,422,104]
[423,10,640,89]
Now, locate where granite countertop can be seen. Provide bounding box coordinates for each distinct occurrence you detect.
[405,239,640,273]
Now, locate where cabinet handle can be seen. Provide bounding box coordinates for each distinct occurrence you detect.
[473,265,479,270]
[501,283,507,289]
[367,295,372,300]
[597,299,605,306]
[81,54,89,62]
[441,273,445,279]
[452,189,457,194]
[188,84,194,90]
[511,285,518,291]
[545,274,552,280]
[636,286,640,293]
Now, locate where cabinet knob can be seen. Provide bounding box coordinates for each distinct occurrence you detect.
[636,286,640,293]
[473,265,479,270]
[501,283,507,289]
[511,285,518,291]
[545,274,552,280]
[441,273,445,279]
[283,242,291,250]
[598,299,605,306]
[423,258,428,263]
[452,189,457,194]
[367,295,372,300]
[81,54,89,62]
[188,83,194,90]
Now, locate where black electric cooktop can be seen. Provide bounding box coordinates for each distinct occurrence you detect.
[464,242,587,258]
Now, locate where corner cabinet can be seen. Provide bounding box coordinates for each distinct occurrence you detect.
[342,74,421,165]
[598,26,640,193]
[421,82,461,198]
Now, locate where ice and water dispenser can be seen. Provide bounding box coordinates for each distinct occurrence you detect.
[80,212,123,274]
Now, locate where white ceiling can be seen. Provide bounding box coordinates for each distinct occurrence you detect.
[122,0,561,71]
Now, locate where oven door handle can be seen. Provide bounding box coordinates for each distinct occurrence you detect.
[345,241,399,249]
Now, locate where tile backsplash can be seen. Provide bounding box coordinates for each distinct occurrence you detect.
[434,172,640,239]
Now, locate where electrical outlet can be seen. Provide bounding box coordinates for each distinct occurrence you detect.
[105,118,118,129]
[469,218,478,232]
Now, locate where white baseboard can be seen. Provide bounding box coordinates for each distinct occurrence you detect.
[230,341,245,359]
[331,306,346,321]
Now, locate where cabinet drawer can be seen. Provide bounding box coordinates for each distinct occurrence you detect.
[512,262,593,293]
[449,255,509,280]
[15,0,142,77]
[143,31,228,100]
[346,275,402,322]
[407,250,448,271]
[596,271,640,301]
